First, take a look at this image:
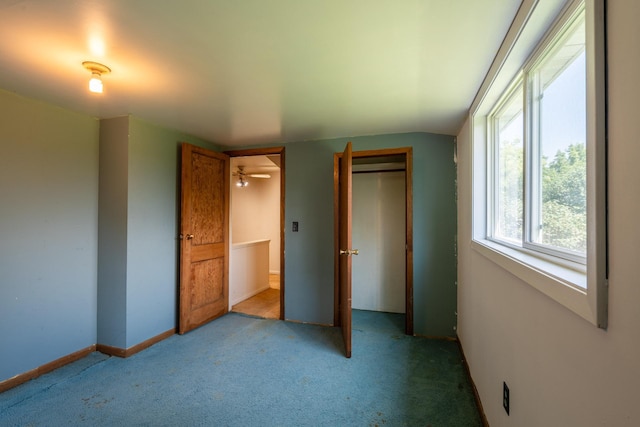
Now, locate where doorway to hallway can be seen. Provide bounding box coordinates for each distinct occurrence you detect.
[225,147,285,320]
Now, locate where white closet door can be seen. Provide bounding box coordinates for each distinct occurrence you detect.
[352,171,406,313]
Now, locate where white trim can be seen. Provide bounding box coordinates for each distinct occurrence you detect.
[585,0,608,329]
[232,239,270,249]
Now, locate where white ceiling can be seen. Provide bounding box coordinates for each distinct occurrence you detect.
[0,0,521,147]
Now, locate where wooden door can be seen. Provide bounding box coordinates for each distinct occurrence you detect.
[179,143,230,334]
[338,141,354,358]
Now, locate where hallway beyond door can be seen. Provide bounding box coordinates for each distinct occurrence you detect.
[232,274,280,319]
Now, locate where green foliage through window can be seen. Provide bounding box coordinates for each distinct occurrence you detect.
[541,143,586,252]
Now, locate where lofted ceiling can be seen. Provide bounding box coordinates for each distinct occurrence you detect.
[0,0,521,147]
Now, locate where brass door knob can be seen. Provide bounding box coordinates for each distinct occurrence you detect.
[339,249,359,256]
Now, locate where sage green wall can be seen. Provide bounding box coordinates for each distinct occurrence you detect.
[0,89,99,382]
[0,85,455,385]
[97,116,219,349]
[97,117,129,348]
[281,132,457,336]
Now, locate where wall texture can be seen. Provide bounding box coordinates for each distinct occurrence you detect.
[457,1,640,425]
[0,90,99,381]
[282,132,457,336]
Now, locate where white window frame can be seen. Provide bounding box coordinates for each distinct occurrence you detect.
[523,4,588,264]
[470,0,607,328]
[487,76,524,248]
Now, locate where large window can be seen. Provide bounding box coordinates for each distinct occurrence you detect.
[471,0,607,328]
[489,6,587,266]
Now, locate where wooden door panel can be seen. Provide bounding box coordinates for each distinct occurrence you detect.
[338,141,353,358]
[190,259,224,309]
[191,152,225,245]
[179,144,229,334]
[191,243,226,262]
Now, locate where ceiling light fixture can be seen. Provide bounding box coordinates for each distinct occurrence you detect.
[82,61,111,93]
[236,176,249,188]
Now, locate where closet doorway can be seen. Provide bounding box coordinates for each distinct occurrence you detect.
[352,164,406,313]
[334,147,413,335]
[225,147,285,320]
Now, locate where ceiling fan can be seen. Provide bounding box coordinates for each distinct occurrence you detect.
[232,166,271,187]
[233,166,271,179]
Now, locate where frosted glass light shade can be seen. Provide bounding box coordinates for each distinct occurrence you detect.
[89,73,103,93]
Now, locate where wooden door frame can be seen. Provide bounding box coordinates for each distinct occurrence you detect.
[333,146,413,335]
[224,146,285,320]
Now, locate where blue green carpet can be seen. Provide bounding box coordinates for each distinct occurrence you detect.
[0,310,482,426]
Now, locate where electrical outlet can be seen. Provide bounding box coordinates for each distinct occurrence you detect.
[292,221,299,232]
[503,381,510,415]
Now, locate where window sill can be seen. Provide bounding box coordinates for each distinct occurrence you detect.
[471,238,596,324]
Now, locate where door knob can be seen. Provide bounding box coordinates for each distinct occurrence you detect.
[186,234,194,240]
[339,249,359,256]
